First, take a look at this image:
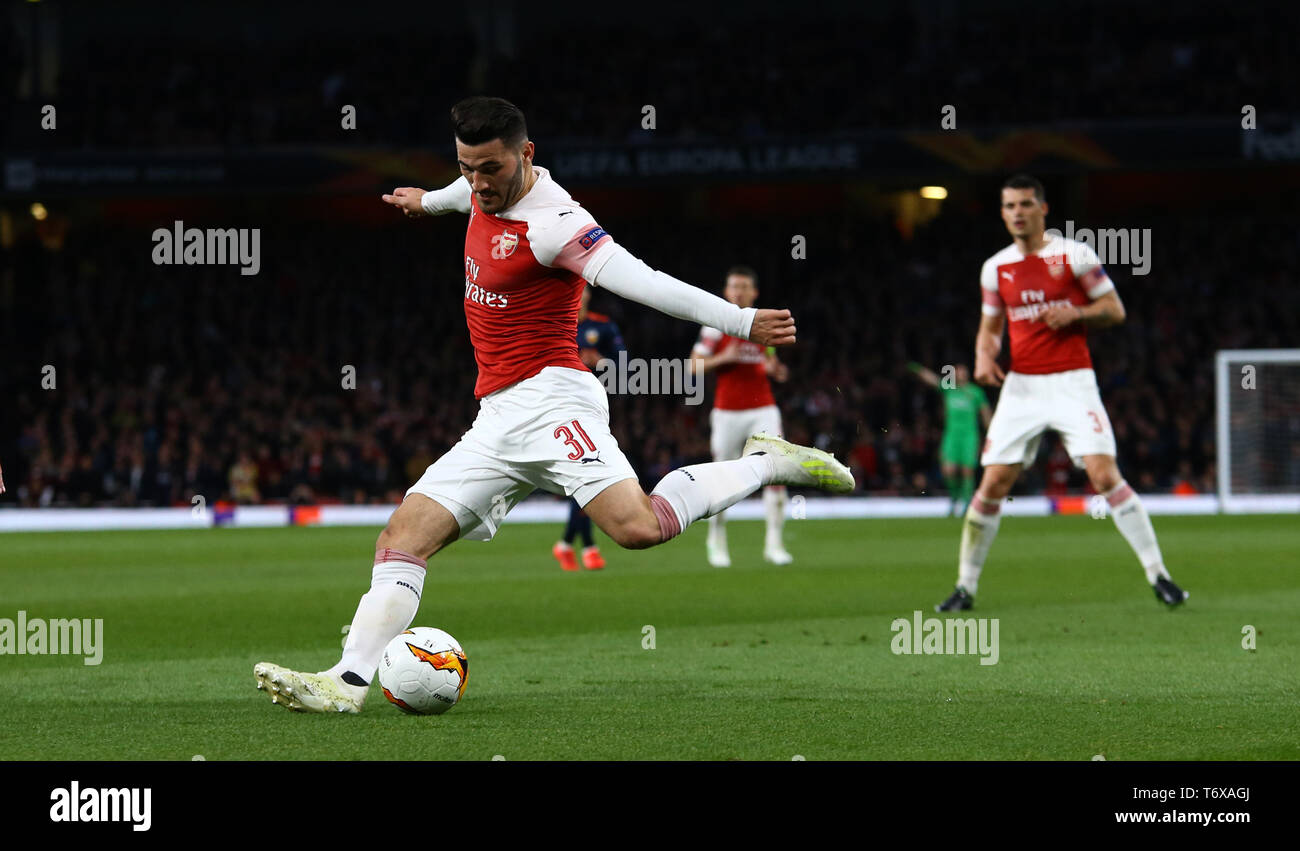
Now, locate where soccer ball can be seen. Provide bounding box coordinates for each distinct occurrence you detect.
[377,627,468,715]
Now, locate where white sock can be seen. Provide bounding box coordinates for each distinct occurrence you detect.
[1105,481,1169,583]
[326,548,426,684]
[763,485,787,550]
[957,495,1003,595]
[650,455,772,540]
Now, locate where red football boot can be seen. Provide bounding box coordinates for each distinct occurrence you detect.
[552,541,579,572]
[581,545,606,570]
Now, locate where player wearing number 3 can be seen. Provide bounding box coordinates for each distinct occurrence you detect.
[935,174,1188,612]
[253,97,853,713]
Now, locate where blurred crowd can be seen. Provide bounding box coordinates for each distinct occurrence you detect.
[2,1,1296,151]
[3,204,1293,509]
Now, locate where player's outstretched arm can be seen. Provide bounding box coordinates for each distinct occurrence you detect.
[588,245,795,346]
[906,361,941,388]
[381,177,472,219]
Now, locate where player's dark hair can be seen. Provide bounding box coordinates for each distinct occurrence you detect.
[726,264,759,286]
[1003,173,1045,202]
[451,96,528,147]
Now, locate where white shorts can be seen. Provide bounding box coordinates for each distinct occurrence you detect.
[710,404,783,461]
[981,368,1117,468]
[406,367,638,541]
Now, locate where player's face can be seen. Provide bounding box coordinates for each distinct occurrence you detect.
[456,138,535,215]
[1000,188,1048,240]
[723,274,758,308]
[955,364,970,385]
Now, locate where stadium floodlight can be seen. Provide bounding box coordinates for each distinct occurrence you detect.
[1215,349,1300,513]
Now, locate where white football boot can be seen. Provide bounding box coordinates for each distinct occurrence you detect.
[254,662,368,714]
[763,545,794,565]
[707,539,732,568]
[743,433,855,493]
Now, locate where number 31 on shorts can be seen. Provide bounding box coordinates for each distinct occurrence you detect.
[554,419,597,460]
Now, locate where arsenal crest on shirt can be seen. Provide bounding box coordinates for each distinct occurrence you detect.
[491,228,519,259]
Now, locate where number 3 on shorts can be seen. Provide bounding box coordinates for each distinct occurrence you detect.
[1087,411,1104,433]
[554,419,597,460]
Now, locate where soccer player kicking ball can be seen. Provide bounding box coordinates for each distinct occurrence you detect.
[254,97,853,713]
[690,265,793,566]
[935,174,1188,613]
[552,285,625,571]
[905,362,991,517]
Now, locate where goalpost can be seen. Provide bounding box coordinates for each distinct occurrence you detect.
[1215,349,1300,513]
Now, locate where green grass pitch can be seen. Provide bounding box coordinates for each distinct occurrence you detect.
[1,514,1296,760]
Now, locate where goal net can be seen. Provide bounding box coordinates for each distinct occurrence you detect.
[1215,349,1300,510]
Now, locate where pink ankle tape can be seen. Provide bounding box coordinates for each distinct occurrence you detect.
[650,494,682,541]
[1105,482,1135,506]
[375,547,427,569]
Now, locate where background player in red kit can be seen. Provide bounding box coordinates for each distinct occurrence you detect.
[254,97,853,713]
[691,265,792,566]
[935,174,1189,612]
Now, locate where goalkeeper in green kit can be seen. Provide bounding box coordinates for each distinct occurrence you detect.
[907,362,992,516]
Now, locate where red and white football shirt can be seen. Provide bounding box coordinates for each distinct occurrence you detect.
[692,328,775,410]
[461,166,617,397]
[979,236,1115,375]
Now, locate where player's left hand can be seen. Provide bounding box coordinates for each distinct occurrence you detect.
[1041,303,1083,330]
[765,360,790,382]
[749,309,796,347]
